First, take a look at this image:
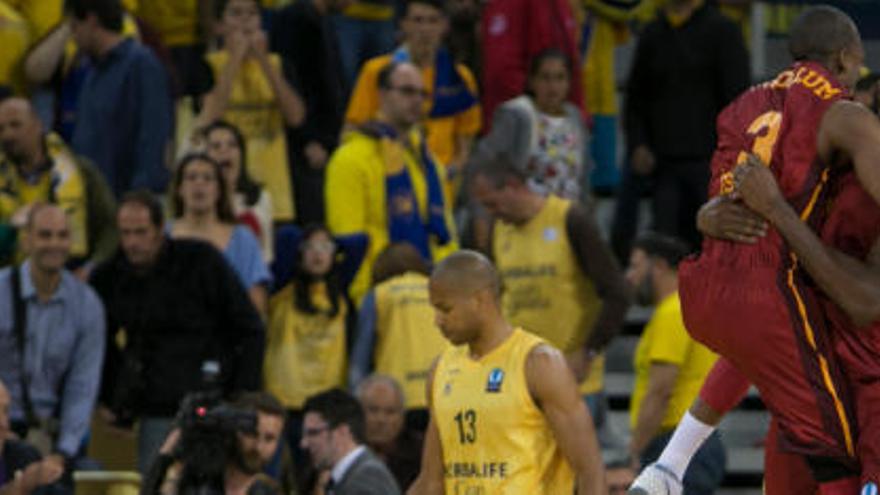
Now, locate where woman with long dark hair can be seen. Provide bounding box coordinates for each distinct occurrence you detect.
[203,120,274,262]
[169,153,271,317]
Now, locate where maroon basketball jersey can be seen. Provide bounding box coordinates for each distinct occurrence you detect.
[697,61,848,270]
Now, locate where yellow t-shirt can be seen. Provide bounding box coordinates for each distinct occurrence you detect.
[0,1,29,96]
[493,195,605,395]
[324,129,458,304]
[345,54,482,168]
[373,272,449,409]
[263,282,348,409]
[630,292,718,431]
[136,0,199,47]
[432,328,575,493]
[205,51,295,222]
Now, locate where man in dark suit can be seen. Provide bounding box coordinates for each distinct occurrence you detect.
[301,389,400,495]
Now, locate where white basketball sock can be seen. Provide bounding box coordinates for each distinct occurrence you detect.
[656,411,717,480]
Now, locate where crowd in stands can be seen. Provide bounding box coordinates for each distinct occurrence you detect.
[0,0,878,494]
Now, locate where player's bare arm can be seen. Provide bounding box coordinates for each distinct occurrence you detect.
[735,156,880,327]
[821,100,880,204]
[526,344,606,494]
[407,359,444,495]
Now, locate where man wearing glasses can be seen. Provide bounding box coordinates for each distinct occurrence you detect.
[343,0,481,200]
[325,61,458,304]
[300,389,400,495]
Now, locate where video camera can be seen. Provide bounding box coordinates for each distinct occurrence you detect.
[173,392,258,494]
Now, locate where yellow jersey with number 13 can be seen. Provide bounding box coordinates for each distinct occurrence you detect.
[432,328,574,494]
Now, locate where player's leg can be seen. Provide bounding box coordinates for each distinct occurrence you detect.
[629,358,749,494]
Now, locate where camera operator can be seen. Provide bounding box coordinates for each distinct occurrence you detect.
[143,393,280,495]
[232,393,285,476]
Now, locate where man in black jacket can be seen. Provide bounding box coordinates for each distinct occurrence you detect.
[611,0,750,258]
[90,190,264,474]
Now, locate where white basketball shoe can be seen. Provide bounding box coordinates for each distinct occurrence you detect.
[627,463,684,495]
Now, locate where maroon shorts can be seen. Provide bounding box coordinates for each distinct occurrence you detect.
[680,256,857,463]
[764,417,820,495]
[828,302,880,485]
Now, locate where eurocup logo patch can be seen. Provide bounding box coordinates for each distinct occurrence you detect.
[486,368,505,393]
[863,482,878,495]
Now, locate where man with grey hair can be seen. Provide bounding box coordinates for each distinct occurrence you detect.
[355,375,423,490]
[0,204,106,479]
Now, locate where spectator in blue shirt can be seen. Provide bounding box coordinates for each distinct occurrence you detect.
[0,204,106,464]
[67,0,173,197]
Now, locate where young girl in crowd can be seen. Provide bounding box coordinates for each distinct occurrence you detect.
[482,48,592,202]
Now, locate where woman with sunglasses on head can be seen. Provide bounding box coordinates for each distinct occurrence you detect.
[203,120,274,262]
[169,153,272,318]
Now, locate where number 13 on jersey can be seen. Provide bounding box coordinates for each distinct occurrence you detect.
[454,409,477,444]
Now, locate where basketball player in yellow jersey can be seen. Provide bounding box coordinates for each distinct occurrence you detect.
[408,250,606,494]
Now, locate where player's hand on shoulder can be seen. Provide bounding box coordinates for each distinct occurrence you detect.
[734,155,786,218]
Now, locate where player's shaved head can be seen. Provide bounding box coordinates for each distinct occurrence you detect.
[431,250,501,300]
[788,6,859,63]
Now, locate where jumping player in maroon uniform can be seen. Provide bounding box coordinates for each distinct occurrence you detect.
[630,5,880,495]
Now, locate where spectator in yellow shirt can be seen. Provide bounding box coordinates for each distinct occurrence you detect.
[199,0,306,223]
[326,61,457,304]
[345,0,481,204]
[625,232,725,493]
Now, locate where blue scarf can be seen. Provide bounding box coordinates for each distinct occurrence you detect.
[361,122,451,260]
[392,46,477,118]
